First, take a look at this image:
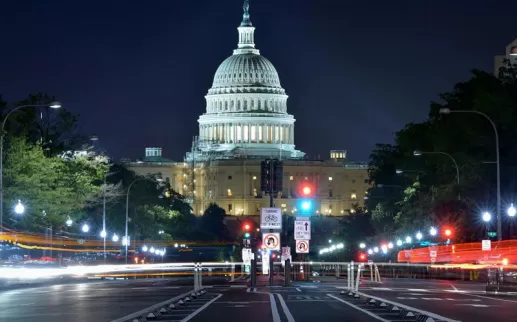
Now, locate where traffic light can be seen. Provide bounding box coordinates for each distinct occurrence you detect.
[298,183,315,213]
[243,223,251,239]
[443,227,454,238]
[260,159,283,193]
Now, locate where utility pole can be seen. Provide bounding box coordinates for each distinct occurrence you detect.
[269,159,274,286]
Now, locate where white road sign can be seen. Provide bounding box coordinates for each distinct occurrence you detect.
[263,232,281,251]
[482,240,491,251]
[262,254,269,275]
[296,240,309,253]
[294,220,311,240]
[261,207,282,230]
[242,248,252,264]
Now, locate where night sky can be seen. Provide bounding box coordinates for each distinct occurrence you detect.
[1,0,516,162]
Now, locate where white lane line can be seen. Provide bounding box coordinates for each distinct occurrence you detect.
[276,294,295,322]
[407,289,429,292]
[354,291,461,322]
[460,292,517,304]
[295,288,302,292]
[269,293,281,322]
[371,287,392,291]
[326,294,389,322]
[300,286,317,288]
[450,284,458,291]
[230,285,247,288]
[180,294,223,322]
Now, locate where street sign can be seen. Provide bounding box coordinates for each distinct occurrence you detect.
[262,254,269,274]
[294,219,311,240]
[296,240,309,253]
[487,232,497,238]
[482,239,491,251]
[263,233,280,251]
[242,248,252,264]
[261,207,282,229]
[281,247,291,262]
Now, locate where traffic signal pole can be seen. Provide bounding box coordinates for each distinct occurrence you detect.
[269,160,274,287]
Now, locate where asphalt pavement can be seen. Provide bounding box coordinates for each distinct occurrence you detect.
[0,277,226,322]
[1,275,515,321]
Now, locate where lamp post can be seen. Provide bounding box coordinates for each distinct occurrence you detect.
[413,150,460,200]
[508,204,516,238]
[439,108,501,240]
[125,177,163,264]
[482,211,492,238]
[0,101,61,233]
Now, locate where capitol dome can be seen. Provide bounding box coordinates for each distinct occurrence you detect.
[211,53,282,89]
[196,0,304,160]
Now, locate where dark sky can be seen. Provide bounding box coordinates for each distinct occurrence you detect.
[1,0,516,162]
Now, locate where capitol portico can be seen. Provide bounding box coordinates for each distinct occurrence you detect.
[126,1,369,216]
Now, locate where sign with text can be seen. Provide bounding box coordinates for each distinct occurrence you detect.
[296,240,309,253]
[242,248,252,264]
[261,207,282,229]
[294,219,311,240]
[281,247,291,262]
[482,239,491,251]
[262,254,269,275]
[263,232,281,251]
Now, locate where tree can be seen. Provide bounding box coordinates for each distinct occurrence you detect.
[199,203,229,241]
[366,70,517,241]
[3,136,106,231]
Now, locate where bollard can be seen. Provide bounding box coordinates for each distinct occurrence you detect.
[355,264,362,292]
[284,258,291,286]
[350,261,355,291]
[193,263,199,290]
[198,262,203,289]
[347,264,351,290]
[335,264,340,278]
[230,264,235,282]
[370,264,374,282]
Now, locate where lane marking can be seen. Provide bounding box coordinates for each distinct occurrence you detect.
[407,289,429,292]
[371,287,392,291]
[450,284,458,291]
[276,294,296,322]
[230,285,247,288]
[180,294,223,322]
[295,288,302,292]
[269,293,282,322]
[326,294,389,322]
[460,292,517,304]
[354,291,461,322]
[300,286,317,288]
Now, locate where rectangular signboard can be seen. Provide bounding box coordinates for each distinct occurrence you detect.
[242,248,252,264]
[482,239,491,251]
[262,254,269,275]
[261,207,282,229]
[294,220,311,240]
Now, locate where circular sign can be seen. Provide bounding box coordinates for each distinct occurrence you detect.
[296,240,309,253]
[263,233,280,250]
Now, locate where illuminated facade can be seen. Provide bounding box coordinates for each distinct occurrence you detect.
[125,2,369,216]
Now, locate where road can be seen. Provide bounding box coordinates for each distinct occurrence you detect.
[1,275,515,321]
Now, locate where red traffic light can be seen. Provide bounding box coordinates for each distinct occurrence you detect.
[244,224,250,231]
[443,227,453,237]
[299,184,314,197]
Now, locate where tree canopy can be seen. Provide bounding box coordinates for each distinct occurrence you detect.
[366,68,517,242]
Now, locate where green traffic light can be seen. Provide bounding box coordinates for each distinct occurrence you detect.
[244,232,250,238]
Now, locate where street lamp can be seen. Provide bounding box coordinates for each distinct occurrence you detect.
[405,236,412,243]
[396,239,403,246]
[82,223,90,233]
[0,101,61,233]
[112,233,119,242]
[14,200,24,214]
[429,227,437,236]
[125,176,163,264]
[142,245,148,252]
[482,211,492,223]
[416,232,423,241]
[413,150,460,200]
[507,204,516,217]
[100,230,107,238]
[439,108,501,240]
[359,243,366,249]
[66,217,73,227]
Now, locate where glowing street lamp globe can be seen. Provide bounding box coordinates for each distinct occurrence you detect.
[81,224,90,233]
[14,200,24,214]
[482,211,492,223]
[429,227,437,236]
[112,233,119,242]
[508,204,516,217]
[416,232,423,240]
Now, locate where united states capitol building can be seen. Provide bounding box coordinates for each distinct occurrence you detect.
[126,1,369,216]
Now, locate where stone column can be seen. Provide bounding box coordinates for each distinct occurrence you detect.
[234,123,237,142]
[290,125,294,144]
[255,124,259,143]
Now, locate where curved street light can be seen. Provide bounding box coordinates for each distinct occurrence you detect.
[0,102,61,232]
[81,223,90,233]
[439,108,501,240]
[413,150,460,200]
